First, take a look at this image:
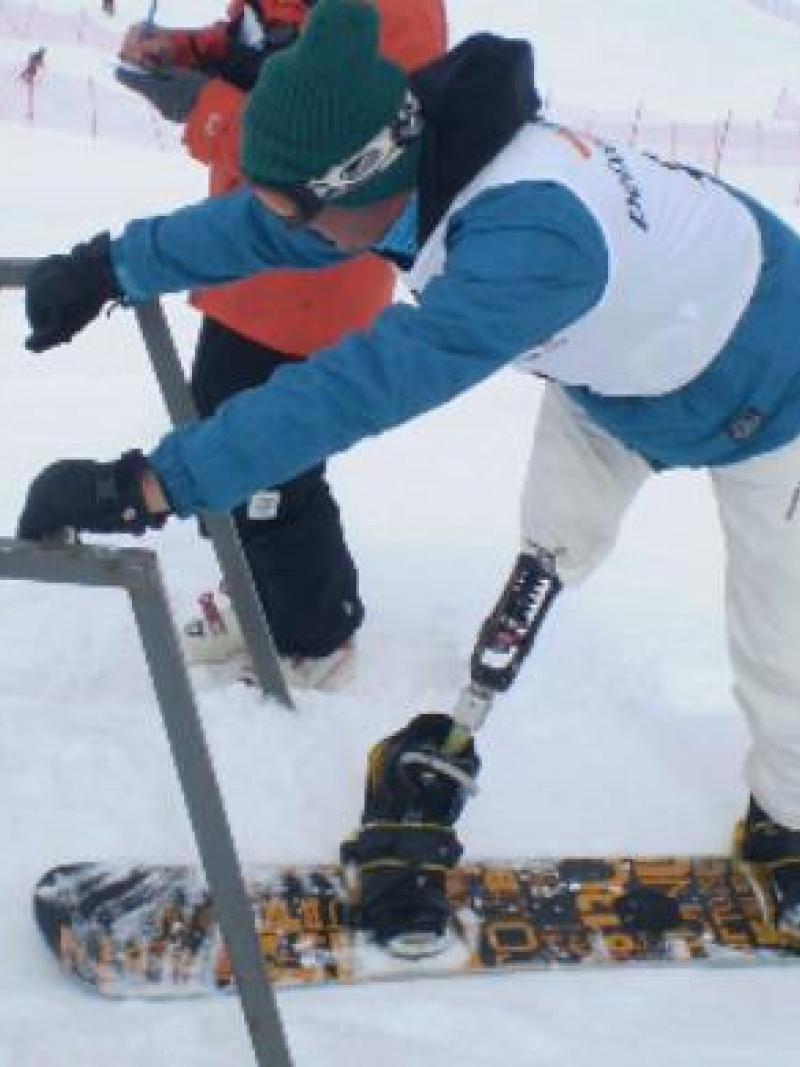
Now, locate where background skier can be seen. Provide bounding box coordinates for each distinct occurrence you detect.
[18,46,46,85]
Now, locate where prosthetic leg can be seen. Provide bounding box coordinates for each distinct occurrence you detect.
[342,550,562,957]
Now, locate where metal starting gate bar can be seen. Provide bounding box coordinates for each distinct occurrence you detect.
[0,537,294,1067]
[0,257,292,708]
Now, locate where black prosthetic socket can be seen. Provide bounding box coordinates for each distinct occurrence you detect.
[470,550,562,693]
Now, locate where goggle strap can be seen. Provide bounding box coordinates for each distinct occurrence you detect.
[306,90,423,204]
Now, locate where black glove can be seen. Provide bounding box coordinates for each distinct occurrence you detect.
[115,64,210,123]
[17,451,169,541]
[341,714,479,948]
[25,233,121,353]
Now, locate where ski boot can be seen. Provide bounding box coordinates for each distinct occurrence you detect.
[736,797,800,942]
[341,713,479,958]
[181,587,246,665]
[182,585,356,690]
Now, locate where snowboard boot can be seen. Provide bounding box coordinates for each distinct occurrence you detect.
[736,797,800,941]
[182,586,357,691]
[342,714,480,958]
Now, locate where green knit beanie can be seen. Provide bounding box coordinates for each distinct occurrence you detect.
[241,0,421,207]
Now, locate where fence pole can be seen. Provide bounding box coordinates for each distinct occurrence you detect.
[88,75,98,140]
[713,109,734,177]
[134,301,293,708]
[0,537,294,1067]
[628,100,644,148]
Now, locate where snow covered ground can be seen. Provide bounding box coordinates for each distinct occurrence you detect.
[1,2,800,1065]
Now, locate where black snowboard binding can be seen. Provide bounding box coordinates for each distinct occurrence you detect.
[341,713,479,958]
[737,797,800,940]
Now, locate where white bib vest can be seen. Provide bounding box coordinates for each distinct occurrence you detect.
[406,123,763,397]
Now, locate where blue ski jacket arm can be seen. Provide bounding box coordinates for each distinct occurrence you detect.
[110,189,349,302]
[147,183,609,516]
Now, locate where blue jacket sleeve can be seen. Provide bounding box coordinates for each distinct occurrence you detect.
[148,183,609,515]
[110,189,349,302]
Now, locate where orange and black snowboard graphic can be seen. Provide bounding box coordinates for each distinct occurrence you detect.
[33,857,800,997]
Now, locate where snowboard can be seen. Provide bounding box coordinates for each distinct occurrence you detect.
[33,855,800,998]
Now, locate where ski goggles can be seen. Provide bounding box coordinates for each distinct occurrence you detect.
[275,90,424,227]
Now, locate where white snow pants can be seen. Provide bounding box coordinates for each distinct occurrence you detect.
[521,384,800,829]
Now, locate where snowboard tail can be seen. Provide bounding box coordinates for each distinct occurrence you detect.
[33,856,800,997]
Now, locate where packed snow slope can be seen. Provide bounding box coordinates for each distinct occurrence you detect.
[2,2,800,1066]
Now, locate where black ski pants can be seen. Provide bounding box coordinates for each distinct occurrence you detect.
[190,317,364,657]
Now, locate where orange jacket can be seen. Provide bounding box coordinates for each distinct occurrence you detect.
[166,1,307,66]
[182,0,448,356]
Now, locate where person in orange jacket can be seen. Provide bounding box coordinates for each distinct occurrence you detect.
[116,0,448,688]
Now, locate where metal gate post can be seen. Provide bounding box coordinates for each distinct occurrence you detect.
[0,258,34,287]
[0,538,294,1067]
[0,257,292,707]
[134,301,292,707]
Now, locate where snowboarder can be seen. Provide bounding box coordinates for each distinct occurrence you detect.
[19,0,800,945]
[108,0,448,688]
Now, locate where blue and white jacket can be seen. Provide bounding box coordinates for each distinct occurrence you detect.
[108,35,800,516]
